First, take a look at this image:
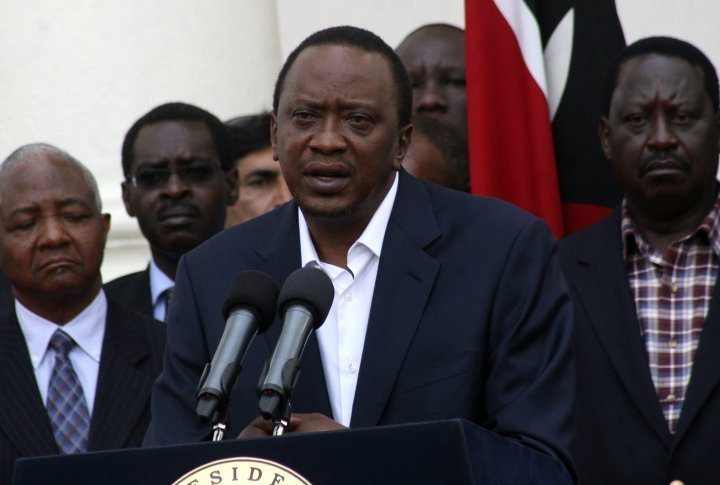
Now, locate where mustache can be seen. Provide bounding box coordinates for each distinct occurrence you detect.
[638,152,689,177]
[156,202,202,220]
[302,159,353,176]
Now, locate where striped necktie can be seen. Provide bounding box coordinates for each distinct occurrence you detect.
[46,329,91,454]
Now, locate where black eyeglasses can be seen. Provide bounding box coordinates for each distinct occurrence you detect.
[129,163,221,189]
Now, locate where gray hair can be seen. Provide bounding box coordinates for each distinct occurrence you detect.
[1,143,103,211]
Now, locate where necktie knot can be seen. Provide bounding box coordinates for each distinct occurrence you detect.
[163,287,174,306]
[49,329,76,356]
[162,286,175,323]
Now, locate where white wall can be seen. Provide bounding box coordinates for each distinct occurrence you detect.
[274,0,464,58]
[617,0,720,67]
[0,0,283,279]
[0,0,718,280]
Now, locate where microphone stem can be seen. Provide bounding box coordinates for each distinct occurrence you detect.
[272,418,288,436]
[212,421,227,441]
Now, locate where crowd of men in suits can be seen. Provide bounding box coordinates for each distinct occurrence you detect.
[1,22,719,485]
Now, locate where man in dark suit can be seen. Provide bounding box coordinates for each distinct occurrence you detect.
[0,143,166,483]
[559,37,720,484]
[145,26,574,476]
[105,102,238,321]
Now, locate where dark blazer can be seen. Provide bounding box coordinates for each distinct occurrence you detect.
[0,294,166,484]
[145,171,575,473]
[104,267,154,318]
[560,209,720,485]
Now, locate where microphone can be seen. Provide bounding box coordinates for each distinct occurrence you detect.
[257,266,335,422]
[196,270,279,423]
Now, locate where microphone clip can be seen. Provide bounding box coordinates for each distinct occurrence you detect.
[257,357,301,423]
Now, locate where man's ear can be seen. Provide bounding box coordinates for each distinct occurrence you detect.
[393,123,413,171]
[101,213,111,240]
[226,166,239,205]
[271,112,280,161]
[121,181,136,218]
[598,117,613,161]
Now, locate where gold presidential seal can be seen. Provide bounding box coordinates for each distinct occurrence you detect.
[173,457,312,485]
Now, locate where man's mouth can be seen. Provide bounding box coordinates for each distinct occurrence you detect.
[158,206,201,224]
[304,163,351,194]
[640,156,688,178]
[40,258,77,272]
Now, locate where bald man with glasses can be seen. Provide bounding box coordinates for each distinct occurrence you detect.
[105,102,238,322]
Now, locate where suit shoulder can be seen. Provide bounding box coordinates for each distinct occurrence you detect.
[105,270,147,292]
[186,204,292,262]
[106,297,166,342]
[425,183,548,234]
[104,270,152,316]
[559,212,618,257]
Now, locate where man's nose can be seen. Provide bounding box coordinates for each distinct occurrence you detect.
[647,116,679,151]
[308,117,348,154]
[39,217,71,246]
[161,170,192,197]
[415,81,448,113]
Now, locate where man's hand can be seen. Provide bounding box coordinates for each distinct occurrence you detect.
[238,413,346,438]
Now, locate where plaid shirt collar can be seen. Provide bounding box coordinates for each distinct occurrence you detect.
[621,190,720,264]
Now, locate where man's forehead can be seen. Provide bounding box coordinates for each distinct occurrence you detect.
[135,120,213,149]
[398,27,464,55]
[291,44,389,77]
[618,54,701,83]
[132,120,218,162]
[612,54,707,104]
[282,44,393,99]
[0,159,91,204]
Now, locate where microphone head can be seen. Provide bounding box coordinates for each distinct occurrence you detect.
[278,267,334,329]
[222,270,279,333]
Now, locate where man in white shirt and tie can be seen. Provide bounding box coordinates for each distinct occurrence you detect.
[0,143,166,483]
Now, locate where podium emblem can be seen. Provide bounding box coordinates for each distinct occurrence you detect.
[173,456,311,484]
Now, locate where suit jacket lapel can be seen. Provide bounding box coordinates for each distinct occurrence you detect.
[350,172,440,427]
[138,267,153,315]
[0,302,58,456]
[87,300,156,450]
[255,203,333,417]
[570,212,671,443]
[674,272,720,443]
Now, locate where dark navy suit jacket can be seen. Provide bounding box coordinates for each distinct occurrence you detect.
[0,293,166,484]
[560,209,720,485]
[145,171,575,473]
[105,267,154,319]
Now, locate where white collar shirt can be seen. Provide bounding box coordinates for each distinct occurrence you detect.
[298,172,398,426]
[149,259,174,322]
[16,290,107,415]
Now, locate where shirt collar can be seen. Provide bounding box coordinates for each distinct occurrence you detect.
[299,172,399,267]
[621,189,720,262]
[149,259,175,306]
[16,290,107,369]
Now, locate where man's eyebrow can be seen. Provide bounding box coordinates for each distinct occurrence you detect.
[10,197,91,216]
[57,198,93,209]
[7,205,39,219]
[9,198,92,217]
[244,169,279,180]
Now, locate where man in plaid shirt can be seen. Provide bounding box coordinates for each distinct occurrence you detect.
[560,37,720,485]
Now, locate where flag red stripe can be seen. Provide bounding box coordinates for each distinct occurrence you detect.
[465,0,564,237]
